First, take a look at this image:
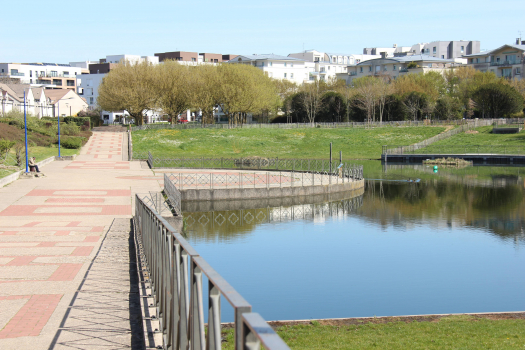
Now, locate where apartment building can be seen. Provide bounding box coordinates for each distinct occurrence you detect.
[155,51,227,65]
[463,40,525,80]
[363,41,480,62]
[342,54,458,84]
[227,54,314,85]
[0,63,82,90]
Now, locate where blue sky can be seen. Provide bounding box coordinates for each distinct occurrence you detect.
[1,0,523,63]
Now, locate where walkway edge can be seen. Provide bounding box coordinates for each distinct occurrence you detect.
[0,156,55,188]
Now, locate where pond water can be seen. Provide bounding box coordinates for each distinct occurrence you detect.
[182,162,525,322]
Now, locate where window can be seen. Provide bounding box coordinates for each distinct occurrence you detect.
[461,46,464,53]
[441,55,444,59]
[516,67,521,75]
[290,73,294,78]
[50,71,58,77]
[89,97,94,104]
[368,66,372,72]
[428,64,432,68]
[290,63,293,67]
[30,70,32,77]
[191,58,196,62]
[260,62,264,67]
[360,67,363,72]
[1,69,3,73]
[393,65,396,70]
[433,47,436,54]
[284,73,287,78]
[63,71,69,76]
[476,58,480,63]
[384,66,387,71]
[269,62,273,66]
[41,71,45,76]
[67,80,75,87]
[284,63,287,67]
[53,79,62,86]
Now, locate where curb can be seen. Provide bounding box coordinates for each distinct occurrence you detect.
[0,156,55,188]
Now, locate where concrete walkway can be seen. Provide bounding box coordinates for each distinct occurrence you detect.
[0,132,161,349]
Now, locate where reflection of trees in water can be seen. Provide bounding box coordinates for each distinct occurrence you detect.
[359,180,525,242]
[183,195,363,242]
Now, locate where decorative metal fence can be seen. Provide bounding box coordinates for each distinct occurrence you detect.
[146,153,363,181]
[383,144,525,155]
[134,195,290,350]
[164,173,182,215]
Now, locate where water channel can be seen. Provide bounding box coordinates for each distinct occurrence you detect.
[182,161,525,322]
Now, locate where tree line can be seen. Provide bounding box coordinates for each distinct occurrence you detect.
[98,60,279,125]
[97,61,525,125]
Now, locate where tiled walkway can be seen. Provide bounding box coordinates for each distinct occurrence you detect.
[0,132,161,349]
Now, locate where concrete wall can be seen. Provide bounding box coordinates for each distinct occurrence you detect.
[181,179,364,201]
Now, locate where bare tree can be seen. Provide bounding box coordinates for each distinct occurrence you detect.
[300,80,324,124]
[353,77,378,124]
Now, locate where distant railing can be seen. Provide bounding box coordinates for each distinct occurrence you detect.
[383,144,525,155]
[134,195,290,350]
[164,173,181,214]
[131,119,474,131]
[490,59,524,67]
[146,153,364,181]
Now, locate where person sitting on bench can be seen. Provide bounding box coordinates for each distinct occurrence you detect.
[28,157,41,173]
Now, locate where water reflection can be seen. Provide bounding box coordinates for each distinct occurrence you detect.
[183,189,364,242]
[360,179,525,243]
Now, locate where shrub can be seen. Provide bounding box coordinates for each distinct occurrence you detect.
[63,116,91,129]
[0,139,15,163]
[60,123,80,136]
[60,137,83,149]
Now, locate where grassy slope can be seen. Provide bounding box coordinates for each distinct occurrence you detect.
[132,127,446,160]
[417,126,525,153]
[221,315,525,349]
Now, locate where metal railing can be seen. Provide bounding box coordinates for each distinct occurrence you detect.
[490,59,524,67]
[135,195,290,350]
[131,119,479,131]
[149,154,364,181]
[383,144,525,155]
[164,173,182,215]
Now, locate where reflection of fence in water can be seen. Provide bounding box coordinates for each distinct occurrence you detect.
[184,195,364,231]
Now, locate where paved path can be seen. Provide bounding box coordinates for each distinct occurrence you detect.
[0,132,161,349]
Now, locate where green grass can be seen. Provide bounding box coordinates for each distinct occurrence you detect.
[132,127,446,160]
[0,146,79,179]
[220,315,525,349]
[413,126,525,154]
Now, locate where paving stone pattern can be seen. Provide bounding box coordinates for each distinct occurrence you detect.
[0,132,161,350]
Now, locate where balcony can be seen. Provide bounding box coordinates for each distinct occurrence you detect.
[399,68,409,72]
[349,71,357,76]
[490,59,524,67]
[11,72,25,76]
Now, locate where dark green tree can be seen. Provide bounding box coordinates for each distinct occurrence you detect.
[472,83,524,118]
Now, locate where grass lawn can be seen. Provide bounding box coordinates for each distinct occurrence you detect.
[221,315,525,349]
[0,146,79,179]
[414,126,525,154]
[132,127,446,160]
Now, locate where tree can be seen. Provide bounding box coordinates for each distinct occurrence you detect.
[376,77,393,124]
[189,65,219,125]
[154,60,192,124]
[319,91,346,122]
[472,83,524,118]
[300,80,325,124]
[97,60,157,125]
[402,91,428,121]
[353,76,378,123]
[434,96,462,120]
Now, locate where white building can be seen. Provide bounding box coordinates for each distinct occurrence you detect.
[288,50,380,82]
[227,54,314,85]
[463,41,525,80]
[0,63,82,91]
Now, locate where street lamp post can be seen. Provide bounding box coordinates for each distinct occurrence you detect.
[57,102,62,158]
[23,91,29,173]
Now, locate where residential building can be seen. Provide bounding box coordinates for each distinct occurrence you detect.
[463,40,525,80]
[227,54,314,85]
[0,63,82,90]
[342,53,458,84]
[45,89,88,117]
[154,51,226,65]
[363,41,480,63]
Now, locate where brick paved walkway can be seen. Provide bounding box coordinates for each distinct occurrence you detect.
[0,132,161,349]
